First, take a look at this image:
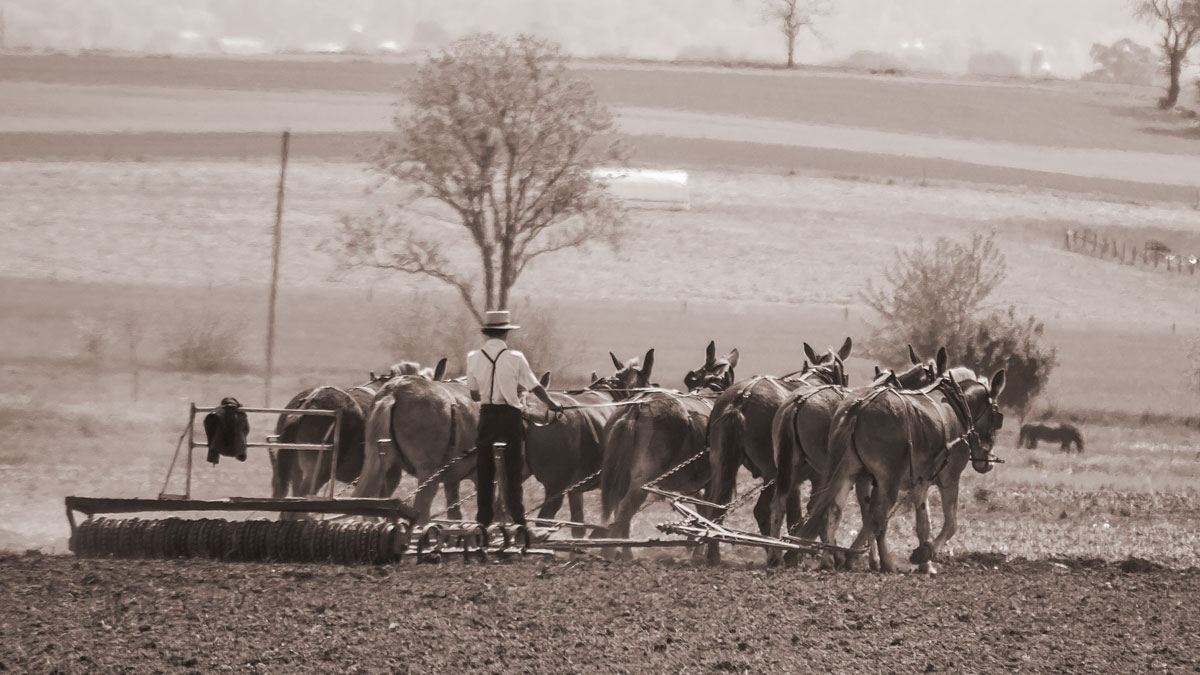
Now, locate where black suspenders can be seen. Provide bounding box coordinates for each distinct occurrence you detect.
[482,348,507,404]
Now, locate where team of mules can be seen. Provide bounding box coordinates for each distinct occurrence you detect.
[204,340,1008,572]
[1019,422,1083,453]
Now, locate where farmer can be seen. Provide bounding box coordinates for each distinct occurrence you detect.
[466,310,563,527]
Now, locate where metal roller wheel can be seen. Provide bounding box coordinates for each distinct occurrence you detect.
[486,523,510,552]
[416,524,443,560]
[507,524,532,553]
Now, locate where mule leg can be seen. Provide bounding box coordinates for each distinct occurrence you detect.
[610,491,647,562]
[929,481,960,563]
[864,479,901,573]
[910,486,937,575]
[413,478,440,525]
[853,474,879,571]
[443,480,463,522]
[567,491,586,540]
[766,471,792,568]
[538,491,565,522]
[753,482,775,536]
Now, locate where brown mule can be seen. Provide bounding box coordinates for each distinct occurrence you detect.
[765,347,946,567]
[798,366,1006,574]
[700,337,852,565]
[599,341,738,561]
[522,352,654,537]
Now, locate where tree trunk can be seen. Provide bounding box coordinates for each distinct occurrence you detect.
[1163,52,1183,108]
[786,33,796,68]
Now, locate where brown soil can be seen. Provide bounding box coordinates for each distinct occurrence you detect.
[3,552,1198,674]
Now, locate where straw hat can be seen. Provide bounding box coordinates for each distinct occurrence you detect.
[482,310,520,331]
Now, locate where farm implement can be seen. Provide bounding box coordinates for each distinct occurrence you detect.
[65,400,857,565]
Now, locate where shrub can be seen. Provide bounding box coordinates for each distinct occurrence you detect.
[862,232,1057,413]
[163,311,248,374]
[862,232,1006,360]
[958,306,1058,418]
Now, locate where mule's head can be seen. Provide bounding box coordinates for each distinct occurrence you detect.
[203,396,249,464]
[948,369,1007,473]
[893,345,947,390]
[802,337,852,386]
[684,341,739,392]
[599,349,655,399]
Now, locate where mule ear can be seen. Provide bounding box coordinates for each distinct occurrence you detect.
[726,348,739,368]
[935,347,948,375]
[908,344,920,365]
[434,358,448,382]
[990,370,1006,399]
[540,371,551,388]
[590,370,599,383]
[610,352,623,370]
[874,365,882,378]
[803,342,819,364]
[642,349,655,380]
[705,341,716,366]
[837,337,852,361]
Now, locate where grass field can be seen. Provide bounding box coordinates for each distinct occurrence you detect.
[3,53,1200,564]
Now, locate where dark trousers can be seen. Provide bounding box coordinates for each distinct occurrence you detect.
[475,404,526,526]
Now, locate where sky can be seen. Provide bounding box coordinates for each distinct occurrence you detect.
[2,0,1165,78]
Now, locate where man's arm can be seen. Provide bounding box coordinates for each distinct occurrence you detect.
[465,352,481,402]
[515,353,562,412]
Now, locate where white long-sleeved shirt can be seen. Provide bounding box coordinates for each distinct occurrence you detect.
[466,338,541,409]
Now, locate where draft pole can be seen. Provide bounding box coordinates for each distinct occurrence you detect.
[265,130,290,407]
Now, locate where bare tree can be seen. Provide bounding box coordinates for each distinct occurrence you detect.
[761,0,832,68]
[1133,0,1200,108]
[334,33,625,322]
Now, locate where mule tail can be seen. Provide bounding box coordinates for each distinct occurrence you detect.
[705,405,745,520]
[350,398,393,499]
[601,407,647,520]
[794,406,859,542]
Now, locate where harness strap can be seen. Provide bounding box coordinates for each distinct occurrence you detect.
[482,347,507,405]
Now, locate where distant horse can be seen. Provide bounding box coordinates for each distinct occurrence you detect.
[352,359,478,524]
[798,367,1006,574]
[1019,422,1083,453]
[765,346,945,567]
[600,341,739,560]
[203,396,249,465]
[522,352,655,537]
[700,337,852,565]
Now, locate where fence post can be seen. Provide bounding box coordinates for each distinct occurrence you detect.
[264,129,290,408]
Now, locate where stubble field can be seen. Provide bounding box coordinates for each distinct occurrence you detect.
[3,52,1200,672]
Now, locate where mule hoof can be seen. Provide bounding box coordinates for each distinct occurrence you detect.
[918,561,937,575]
[909,543,933,565]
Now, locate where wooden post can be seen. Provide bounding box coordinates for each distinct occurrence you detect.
[186,404,196,499]
[328,409,343,500]
[265,130,290,407]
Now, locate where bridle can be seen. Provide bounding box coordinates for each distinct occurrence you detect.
[935,376,1003,469]
[685,360,735,394]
